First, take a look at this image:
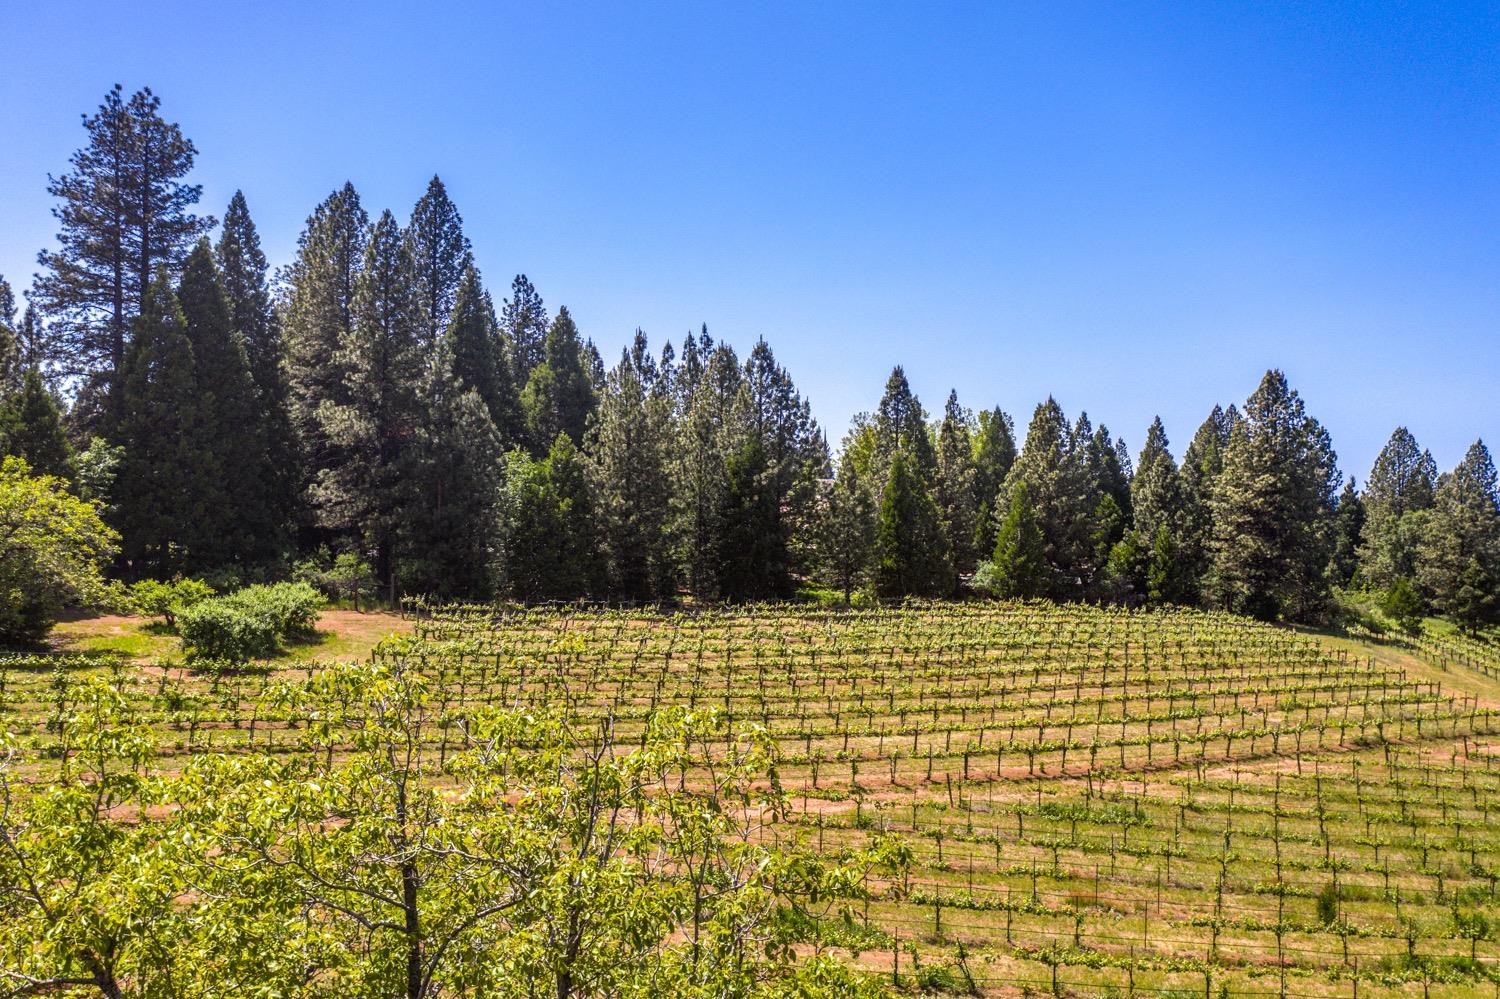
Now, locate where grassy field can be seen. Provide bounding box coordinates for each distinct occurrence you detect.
[9,601,1500,997]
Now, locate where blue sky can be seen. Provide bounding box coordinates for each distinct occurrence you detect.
[1,1,1496,478]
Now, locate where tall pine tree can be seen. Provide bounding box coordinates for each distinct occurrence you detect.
[217,191,299,542]
[522,306,596,453]
[503,274,549,386]
[35,85,212,425]
[176,240,272,571]
[405,176,472,346]
[1359,427,1437,589]
[971,407,1017,558]
[1417,441,1500,633]
[1208,371,1338,621]
[874,452,952,598]
[115,271,204,576]
[307,210,422,598]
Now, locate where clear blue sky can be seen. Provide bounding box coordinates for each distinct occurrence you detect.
[2,1,1496,479]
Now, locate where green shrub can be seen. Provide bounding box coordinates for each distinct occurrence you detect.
[1379,578,1425,636]
[224,582,322,638]
[178,601,277,662]
[178,582,323,662]
[129,578,215,630]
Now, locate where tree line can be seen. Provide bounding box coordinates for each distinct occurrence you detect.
[1,85,1496,631]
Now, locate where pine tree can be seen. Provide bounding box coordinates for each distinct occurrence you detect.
[283,183,368,482]
[672,343,744,599]
[815,464,875,604]
[971,407,1017,557]
[1417,441,1500,633]
[987,482,1047,599]
[34,85,212,422]
[405,176,473,346]
[307,210,422,598]
[0,370,72,479]
[1178,404,1238,601]
[933,390,978,581]
[545,432,606,597]
[1124,417,1191,603]
[1328,478,1365,588]
[1003,398,1091,599]
[217,191,299,538]
[522,307,596,452]
[1208,371,1339,621]
[16,304,46,377]
[176,240,274,571]
[872,366,937,484]
[0,277,20,395]
[1359,428,1437,589]
[445,264,521,443]
[1131,418,1181,545]
[502,274,549,385]
[589,343,676,601]
[743,339,827,573]
[716,435,789,601]
[114,272,204,576]
[400,342,502,598]
[874,452,952,598]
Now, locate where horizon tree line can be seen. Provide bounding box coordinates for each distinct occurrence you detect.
[1,84,1496,631]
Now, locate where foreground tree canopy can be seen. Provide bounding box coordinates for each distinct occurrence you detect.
[0,84,1495,630]
[0,657,897,998]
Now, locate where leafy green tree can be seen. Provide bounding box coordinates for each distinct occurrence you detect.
[217,190,300,544]
[1208,371,1339,621]
[174,661,891,998]
[1,369,72,479]
[115,272,206,577]
[521,306,596,453]
[933,391,979,581]
[589,339,676,600]
[971,407,1017,557]
[33,85,212,425]
[444,263,521,442]
[983,482,1047,599]
[502,273,549,386]
[874,452,951,598]
[1359,427,1437,589]
[1417,440,1500,633]
[0,457,119,642]
[404,175,473,345]
[0,675,190,993]
[308,210,422,600]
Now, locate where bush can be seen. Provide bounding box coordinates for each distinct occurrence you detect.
[129,578,215,630]
[178,601,277,662]
[225,582,322,639]
[178,582,323,662]
[1379,578,1425,636]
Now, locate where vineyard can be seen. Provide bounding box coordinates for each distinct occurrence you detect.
[6,601,1500,997]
